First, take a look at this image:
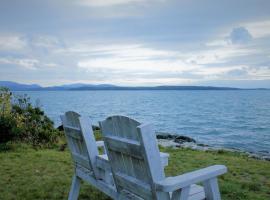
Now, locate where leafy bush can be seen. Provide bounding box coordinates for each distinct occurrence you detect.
[0,114,18,143]
[0,87,61,148]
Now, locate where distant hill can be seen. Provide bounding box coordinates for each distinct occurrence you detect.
[0,81,42,91]
[0,81,117,91]
[45,83,116,90]
[72,85,240,91]
[43,83,117,91]
[1,81,268,91]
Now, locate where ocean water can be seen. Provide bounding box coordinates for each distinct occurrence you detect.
[15,90,270,154]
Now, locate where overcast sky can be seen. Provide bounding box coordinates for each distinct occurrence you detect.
[0,0,270,88]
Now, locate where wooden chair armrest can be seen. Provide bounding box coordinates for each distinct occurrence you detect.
[96,140,105,147]
[155,165,227,192]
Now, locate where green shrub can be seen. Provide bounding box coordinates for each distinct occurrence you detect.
[0,87,61,148]
[0,87,12,115]
[0,114,19,143]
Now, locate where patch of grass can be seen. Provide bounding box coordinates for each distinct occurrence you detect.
[94,130,103,141]
[161,147,270,200]
[0,145,269,199]
[0,148,110,200]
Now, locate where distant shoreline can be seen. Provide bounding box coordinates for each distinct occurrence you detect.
[7,87,270,91]
[1,81,269,91]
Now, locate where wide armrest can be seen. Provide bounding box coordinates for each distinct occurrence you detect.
[155,165,227,192]
[96,141,105,147]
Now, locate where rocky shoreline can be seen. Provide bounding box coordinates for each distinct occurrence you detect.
[156,132,270,161]
[58,125,270,161]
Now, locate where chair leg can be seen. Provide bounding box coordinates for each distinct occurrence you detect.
[203,178,221,200]
[68,175,81,200]
[171,186,190,200]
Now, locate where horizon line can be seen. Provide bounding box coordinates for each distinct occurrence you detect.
[0,80,269,90]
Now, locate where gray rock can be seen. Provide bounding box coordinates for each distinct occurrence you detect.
[174,135,196,144]
[156,132,177,139]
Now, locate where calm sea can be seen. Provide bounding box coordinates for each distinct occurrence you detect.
[16,90,270,154]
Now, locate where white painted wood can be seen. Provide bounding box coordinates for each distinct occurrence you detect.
[68,175,81,200]
[100,116,157,199]
[138,123,165,180]
[75,167,117,199]
[137,123,169,200]
[160,152,169,167]
[203,178,221,200]
[96,154,115,185]
[79,116,99,177]
[96,141,104,146]
[155,165,227,192]
[63,113,226,200]
[99,115,227,200]
[171,186,190,200]
[61,112,93,173]
[187,184,205,200]
[61,111,117,200]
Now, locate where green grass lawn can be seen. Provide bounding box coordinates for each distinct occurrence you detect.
[0,144,270,200]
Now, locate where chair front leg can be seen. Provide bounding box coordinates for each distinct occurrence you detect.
[68,175,81,200]
[203,178,221,200]
[171,186,190,200]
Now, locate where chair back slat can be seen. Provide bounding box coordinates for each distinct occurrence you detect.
[99,116,165,199]
[61,111,98,176]
[62,126,83,140]
[105,136,143,159]
[100,115,140,140]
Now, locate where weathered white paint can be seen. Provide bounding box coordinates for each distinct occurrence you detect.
[100,115,227,200]
[62,112,226,200]
[61,111,117,200]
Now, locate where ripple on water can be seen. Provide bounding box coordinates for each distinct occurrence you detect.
[15,90,270,153]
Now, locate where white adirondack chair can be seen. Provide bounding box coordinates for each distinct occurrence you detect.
[99,116,227,200]
[60,111,117,200]
[61,112,170,200]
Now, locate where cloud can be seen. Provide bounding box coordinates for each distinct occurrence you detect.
[43,63,58,68]
[0,58,39,70]
[73,43,174,58]
[31,36,63,49]
[73,0,167,18]
[78,0,146,7]
[74,38,270,85]
[0,34,27,51]
[184,46,256,66]
[244,20,270,38]
[226,68,248,77]
[74,42,257,85]
[227,27,253,45]
[206,40,228,47]
[0,30,269,86]
[76,43,196,73]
